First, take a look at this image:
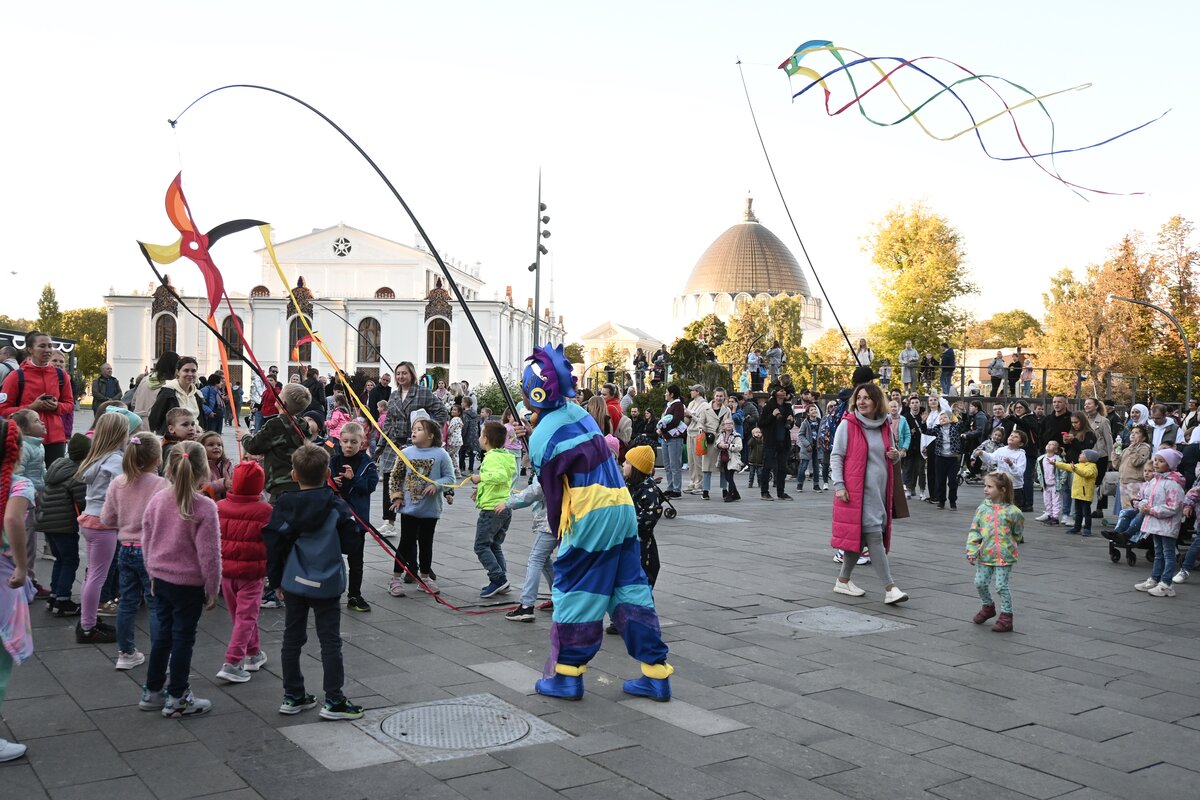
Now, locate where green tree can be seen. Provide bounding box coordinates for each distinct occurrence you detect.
[865,202,975,360]
[964,310,1043,350]
[57,308,107,382]
[802,327,857,394]
[715,296,810,385]
[36,283,62,334]
[0,314,35,333]
[682,314,727,348]
[1143,215,1199,400]
[563,342,585,365]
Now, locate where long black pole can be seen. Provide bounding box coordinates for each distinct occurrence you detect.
[170,85,522,421]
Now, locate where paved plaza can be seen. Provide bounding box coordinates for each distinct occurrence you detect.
[4,424,1200,798]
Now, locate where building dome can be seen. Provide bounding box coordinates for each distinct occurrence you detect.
[682,197,811,297]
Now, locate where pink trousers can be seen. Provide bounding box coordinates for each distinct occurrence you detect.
[222,576,264,664]
[80,525,117,630]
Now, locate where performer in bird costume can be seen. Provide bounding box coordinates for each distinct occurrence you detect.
[522,344,673,702]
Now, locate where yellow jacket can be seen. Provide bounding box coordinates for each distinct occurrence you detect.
[1055,460,1098,502]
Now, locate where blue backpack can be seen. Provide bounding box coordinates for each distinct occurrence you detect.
[282,507,347,599]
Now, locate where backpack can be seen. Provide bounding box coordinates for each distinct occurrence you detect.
[13,367,65,406]
[282,507,348,599]
[615,414,633,444]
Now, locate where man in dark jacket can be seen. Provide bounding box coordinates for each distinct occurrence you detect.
[91,363,122,418]
[758,387,794,501]
[366,371,392,412]
[1040,394,1073,452]
[939,343,956,396]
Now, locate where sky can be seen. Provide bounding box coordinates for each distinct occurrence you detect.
[2,1,1196,346]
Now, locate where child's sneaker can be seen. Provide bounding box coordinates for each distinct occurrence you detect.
[388,577,406,597]
[97,599,119,617]
[139,686,166,711]
[505,605,535,622]
[217,662,252,683]
[1173,569,1190,584]
[162,690,212,718]
[1134,577,1159,591]
[420,572,440,595]
[115,650,145,670]
[480,580,510,598]
[1035,512,1049,522]
[260,589,284,609]
[832,550,844,564]
[347,595,372,612]
[1148,582,1177,598]
[319,698,365,720]
[52,599,81,617]
[0,738,27,762]
[244,651,268,672]
[279,693,319,715]
[75,622,117,644]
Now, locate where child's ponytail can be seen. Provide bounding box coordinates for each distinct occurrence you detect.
[122,434,163,484]
[165,440,210,520]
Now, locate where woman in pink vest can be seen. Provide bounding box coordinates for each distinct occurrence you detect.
[830,383,909,604]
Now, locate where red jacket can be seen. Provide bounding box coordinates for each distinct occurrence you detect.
[830,413,895,553]
[216,462,271,581]
[0,360,75,444]
[605,396,622,433]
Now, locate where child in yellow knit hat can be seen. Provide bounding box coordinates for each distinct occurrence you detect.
[624,446,663,588]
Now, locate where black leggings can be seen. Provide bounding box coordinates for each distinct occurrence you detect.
[459,446,477,473]
[381,471,396,522]
[396,514,438,577]
[934,455,959,505]
[639,531,660,587]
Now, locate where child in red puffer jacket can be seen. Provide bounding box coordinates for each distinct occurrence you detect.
[215,461,272,684]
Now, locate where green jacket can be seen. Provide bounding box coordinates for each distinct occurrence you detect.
[242,416,306,499]
[476,448,516,509]
[966,501,1024,566]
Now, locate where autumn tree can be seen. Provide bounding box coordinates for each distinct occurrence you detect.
[0,314,35,333]
[58,308,107,382]
[865,203,975,360]
[563,342,585,365]
[682,314,727,349]
[36,283,62,334]
[965,310,1043,350]
[1141,216,1199,400]
[800,327,856,394]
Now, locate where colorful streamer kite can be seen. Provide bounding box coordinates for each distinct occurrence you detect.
[778,39,1168,197]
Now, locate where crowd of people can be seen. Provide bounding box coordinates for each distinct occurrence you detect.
[1,327,1196,764]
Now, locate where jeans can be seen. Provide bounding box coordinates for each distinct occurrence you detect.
[80,525,117,630]
[460,447,477,474]
[940,373,952,395]
[975,564,1013,613]
[1180,534,1200,573]
[1150,534,1177,584]
[381,471,397,523]
[934,455,959,505]
[117,545,158,654]
[519,530,557,607]
[1021,379,1032,397]
[762,444,788,497]
[795,457,818,489]
[1060,471,1074,519]
[1072,500,1093,532]
[397,514,438,577]
[253,407,264,432]
[474,509,511,584]
[222,576,263,664]
[45,531,80,602]
[145,578,206,699]
[662,438,683,493]
[1114,508,1146,543]
[281,594,345,702]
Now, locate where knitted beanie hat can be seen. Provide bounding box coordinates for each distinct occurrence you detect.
[626,445,655,475]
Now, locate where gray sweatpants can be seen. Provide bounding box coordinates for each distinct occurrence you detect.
[838,530,894,585]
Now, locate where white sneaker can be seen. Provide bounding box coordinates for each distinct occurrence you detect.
[884,586,909,604]
[833,550,844,564]
[1035,513,1050,522]
[1148,582,1176,598]
[380,521,396,535]
[115,650,145,670]
[0,738,26,762]
[834,579,865,597]
[1173,569,1190,584]
[1134,577,1158,591]
[388,577,406,597]
[217,662,252,683]
[822,483,829,491]
[244,651,268,672]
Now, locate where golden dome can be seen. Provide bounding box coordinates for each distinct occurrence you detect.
[682,198,811,297]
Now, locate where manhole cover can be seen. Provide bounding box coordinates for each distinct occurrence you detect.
[354,693,571,764]
[678,514,749,524]
[380,703,531,750]
[759,606,913,638]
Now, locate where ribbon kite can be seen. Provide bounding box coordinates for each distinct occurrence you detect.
[779,40,1169,197]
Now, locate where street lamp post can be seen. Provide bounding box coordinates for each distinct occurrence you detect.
[529,171,550,345]
[1107,294,1191,408]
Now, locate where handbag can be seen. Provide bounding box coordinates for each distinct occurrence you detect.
[695,435,708,457]
[891,462,910,519]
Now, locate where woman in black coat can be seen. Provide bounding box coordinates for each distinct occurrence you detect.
[1006,355,1023,397]
[1001,400,1039,511]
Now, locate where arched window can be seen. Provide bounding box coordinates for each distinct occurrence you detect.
[426,318,450,365]
[374,287,395,300]
[357,317,381,363]
[289,316,311,362]
[250,285,271,298]
[154,314,176,359]
[221,314,244,360]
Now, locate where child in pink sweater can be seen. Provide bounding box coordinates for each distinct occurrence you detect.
[99,434,166,671]
[138,440,222,718]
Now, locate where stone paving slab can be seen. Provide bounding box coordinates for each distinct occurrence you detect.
[3,411,1200,797]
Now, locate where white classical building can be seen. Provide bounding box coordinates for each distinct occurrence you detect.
[105,225,565,387]
[577,321,662,376]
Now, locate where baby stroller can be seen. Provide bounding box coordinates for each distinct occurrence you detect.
[630,433,677,520]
